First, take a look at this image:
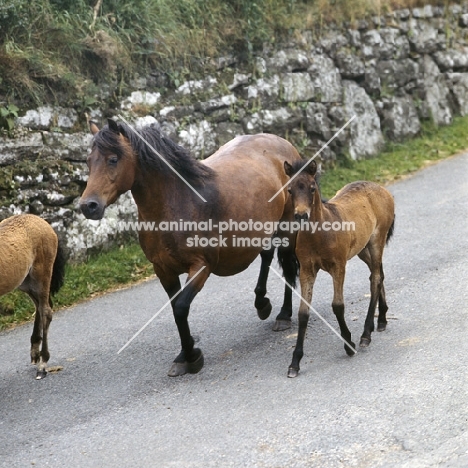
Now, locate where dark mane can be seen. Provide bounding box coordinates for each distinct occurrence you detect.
[94,122,215,187]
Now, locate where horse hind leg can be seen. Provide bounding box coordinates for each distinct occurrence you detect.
[273,242,299,332]
[377,265,388,332]
[359,243,385,348]
[330,265,356,356]
[358,248,388,337]
[254,245,275,320]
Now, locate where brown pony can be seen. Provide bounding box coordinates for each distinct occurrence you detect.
[284,160,395,378]
[0,214,66,379]
[80,119,302,377]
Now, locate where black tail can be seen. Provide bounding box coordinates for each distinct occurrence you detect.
[277,246,299,289]
[50,239,66,295]
[386,215,395,245]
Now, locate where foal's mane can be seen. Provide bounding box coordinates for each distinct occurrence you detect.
[94,122,215,187]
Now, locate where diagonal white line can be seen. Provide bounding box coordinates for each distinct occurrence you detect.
[117,266,207,354]
[268,114,357,203]
[269,266,357,354]
[117,114,207,202]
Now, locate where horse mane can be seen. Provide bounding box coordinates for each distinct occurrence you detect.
[94,122,215,187]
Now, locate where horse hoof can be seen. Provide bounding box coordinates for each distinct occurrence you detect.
[257,301,272,320]
[167,350,204,377]
[272,319,291,332]
[187,350,204,374]
[377,322,387,332]
[345,341,356,356]
[35,369,47,380]
[359,337,371,347]
[167,362,187,377]
[287,367,299,378]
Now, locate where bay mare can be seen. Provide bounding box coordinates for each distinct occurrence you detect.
[80,119,301,376]
[0,214,66,379]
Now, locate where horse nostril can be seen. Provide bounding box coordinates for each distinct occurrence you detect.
[295,212,309,221]
[87,201,98,213]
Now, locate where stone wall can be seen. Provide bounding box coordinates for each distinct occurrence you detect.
[2,4,468,260]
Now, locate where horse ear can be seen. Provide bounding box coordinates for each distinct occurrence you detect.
[89,121,100,135]
[305,160,317,176]
[284,161,293,177]
[107,118,120,134]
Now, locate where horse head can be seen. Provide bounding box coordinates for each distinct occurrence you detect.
[284,160,318,222]
[80,119,136,220]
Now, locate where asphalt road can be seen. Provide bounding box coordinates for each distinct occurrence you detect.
[1,153,467,468]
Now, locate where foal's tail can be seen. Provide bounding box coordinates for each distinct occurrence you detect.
[386,215,395,245]
[50,239,66,296]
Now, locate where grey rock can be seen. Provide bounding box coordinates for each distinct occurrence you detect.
[381,96,421,141]
[266,49,309,72]
[423,55,453,125]
[448,73,468,115]
[408,20,439,54]
[335,51,366,79]
[281,73,315,102]
[308,55,343,103]
[342,80,384,159]
[243,107,303,135]
[305,103,333,140]
[433,48,468,71]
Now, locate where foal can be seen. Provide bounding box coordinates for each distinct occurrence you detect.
[0,214,66,379]
[284,160,395,378]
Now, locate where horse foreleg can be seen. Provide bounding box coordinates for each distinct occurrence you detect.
[273,242,299,332]
[330,265,355,356]
[254,246,275,320]
[164,266,210,377]
[288,268,315,378]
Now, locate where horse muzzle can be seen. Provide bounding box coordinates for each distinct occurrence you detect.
[294,211,309,221]
[79,197,106,220]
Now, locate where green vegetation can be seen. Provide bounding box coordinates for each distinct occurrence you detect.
[0,243,153,330]
[1,114,468,330]
[320,116,468,198]
[0,0,446,104]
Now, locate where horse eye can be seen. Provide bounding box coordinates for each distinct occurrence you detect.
[310,185,316,192]
[108,156,118,166]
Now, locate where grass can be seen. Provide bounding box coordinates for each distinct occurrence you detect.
[0,0,454,105]
[320,116,468,198]
[1,114,468,331]
[0,243,153,330]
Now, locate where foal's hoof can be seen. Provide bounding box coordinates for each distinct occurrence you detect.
[359,336,371,347]
[167,350,204,377]
[377,322,387,332]
[272,319,291,332]
[287,366,299,378]
[35,369,47,380]
[257,301,272,320]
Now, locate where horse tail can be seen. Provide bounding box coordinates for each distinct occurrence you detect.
[50,238,66,296]
[386,215,395,245]
[277,244,299,289]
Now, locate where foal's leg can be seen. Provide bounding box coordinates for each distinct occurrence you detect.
[28,293,42,365]
[330,265,356,356]
[288,267,316,378]
[254,245,275,320]
[358,249,388,332]
[161,266,210,377]
[36,296,53,379]
[359,242,385,347]
[273,242,299,332]
[377,265,388,332]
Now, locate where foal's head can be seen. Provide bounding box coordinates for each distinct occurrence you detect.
[80,119,137,220]
[284,160,318,221]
